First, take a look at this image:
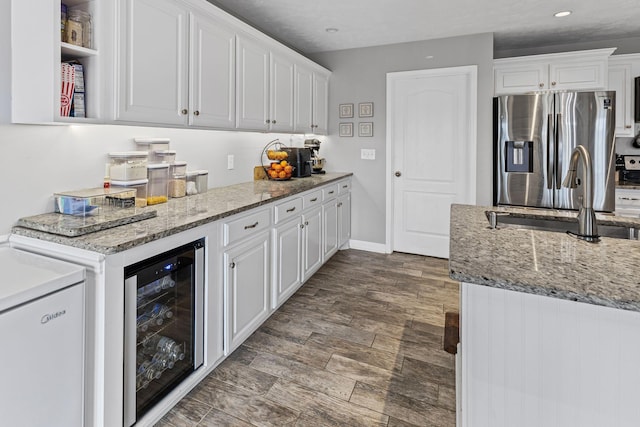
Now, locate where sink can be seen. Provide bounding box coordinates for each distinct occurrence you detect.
[485,211,638,240]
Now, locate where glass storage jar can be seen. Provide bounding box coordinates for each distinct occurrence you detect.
[65,9,92,48]
[147,164,169,205]
[110,179,149,208]
[108,151,148,181]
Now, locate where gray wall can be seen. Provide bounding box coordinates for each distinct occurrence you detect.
[310,33,494,246]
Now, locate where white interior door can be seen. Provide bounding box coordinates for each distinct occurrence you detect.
[387,66,477,258]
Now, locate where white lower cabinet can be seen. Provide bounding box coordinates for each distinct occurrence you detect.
[337,192,351,248]
[224,230,270,352]
[272,216,303,308]
[323,199,339,261]
[302,206,323,282]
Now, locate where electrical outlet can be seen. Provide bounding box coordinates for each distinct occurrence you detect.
[227,154,234,170]
[361,149,376,160]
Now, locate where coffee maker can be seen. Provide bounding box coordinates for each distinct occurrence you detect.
[304,139,325,174]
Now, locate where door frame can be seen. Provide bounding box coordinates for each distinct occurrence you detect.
[385,66,478,254]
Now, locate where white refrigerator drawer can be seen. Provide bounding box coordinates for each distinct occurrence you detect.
[0,282,84,427]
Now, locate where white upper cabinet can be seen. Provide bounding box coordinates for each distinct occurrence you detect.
[294,64,330,135]
[235,36,297,132]
[312,71,330,135]
[117,0,189,125]
[269,52,296,132]
[11,0,329,132]
[117,0,236,127]
[235,34,270,130]
[189,12,236,128]
[494,48,615,95]
[608,54,640,137]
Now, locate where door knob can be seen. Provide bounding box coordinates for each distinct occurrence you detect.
[395,171,402,177]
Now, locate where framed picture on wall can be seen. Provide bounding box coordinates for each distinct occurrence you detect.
[359,122,373,137]
[339,122,354,137]
[359,102,374,117]
[339,103,354,118]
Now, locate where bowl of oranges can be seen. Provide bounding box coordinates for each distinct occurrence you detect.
[261,139,295,180]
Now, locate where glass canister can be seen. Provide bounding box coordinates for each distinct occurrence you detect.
[146,163,169,205]
[108,151,148,181]
[65,8,92,48]
[168,161,187,198]
[195,170,208,193]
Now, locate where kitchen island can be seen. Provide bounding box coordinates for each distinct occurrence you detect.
[449,204,640,427]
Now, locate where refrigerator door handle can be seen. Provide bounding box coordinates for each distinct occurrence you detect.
[547,113,555,190]
[556,113,563,190]
[124,275,138,427]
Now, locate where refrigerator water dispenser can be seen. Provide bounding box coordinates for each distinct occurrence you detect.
[505,141,533,173]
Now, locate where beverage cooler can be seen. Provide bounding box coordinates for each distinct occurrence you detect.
[123,239,205,426]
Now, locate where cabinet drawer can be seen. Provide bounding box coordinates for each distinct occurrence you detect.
[323,184,339,201]
[338,180,351,194]
[223,208,271,246]
[303,190,322,210]
[274,198,302,224]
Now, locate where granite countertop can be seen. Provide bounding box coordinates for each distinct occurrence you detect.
[12,173,352,255]
[449,204,640,312]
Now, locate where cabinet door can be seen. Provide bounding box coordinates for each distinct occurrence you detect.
[608,63,634,137]
[337,193,351,248]
[118,0,189,125]
[322,200,338,261]
[272,217,303,309]
[269,52,295,132]
[294,65,314,133]
[236,35,269,130]
[312,72,329,134]
[549,60,608,91]
[302,207,323,282]
[189,12,236,128]
[494,63,548,95]
[224,231,270,352]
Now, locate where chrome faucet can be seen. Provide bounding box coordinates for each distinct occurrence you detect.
[562,145,599,242]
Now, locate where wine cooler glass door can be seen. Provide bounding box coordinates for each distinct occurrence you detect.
[124,239,204,426]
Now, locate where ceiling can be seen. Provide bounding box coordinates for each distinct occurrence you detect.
[206,0,640,54]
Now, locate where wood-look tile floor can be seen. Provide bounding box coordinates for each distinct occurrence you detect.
[156,249,459,427]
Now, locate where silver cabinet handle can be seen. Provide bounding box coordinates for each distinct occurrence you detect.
[328,191,334,194]
[626,125,632,129]
[193,110,200,116]
[539,83,544,88]
[619,197,640,201]
[310,197,318,202]
[244,221,259,229]
[286,206,296,212]
[342,185,348,188]
[181,108,188,115]
[230,262,235,269]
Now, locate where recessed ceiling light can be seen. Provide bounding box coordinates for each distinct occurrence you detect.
[325,28,339,33]
[425,55,435,60]
[554,11,572,17]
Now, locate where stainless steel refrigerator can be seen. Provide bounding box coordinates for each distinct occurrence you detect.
[494,91,616,212]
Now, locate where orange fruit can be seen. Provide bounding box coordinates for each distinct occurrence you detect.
[280,160,288,167]
[278,171,287,179]
[269,170,278,179]
[284,165,293,173]
[272,164,283,171]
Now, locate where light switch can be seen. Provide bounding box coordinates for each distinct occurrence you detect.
[227,154,234,170]
[361,149,376,160]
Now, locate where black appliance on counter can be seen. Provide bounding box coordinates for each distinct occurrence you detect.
[618,154,640,184]
[283,147,312,177]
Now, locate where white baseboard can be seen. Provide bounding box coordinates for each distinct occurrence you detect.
[346,239,390,254]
